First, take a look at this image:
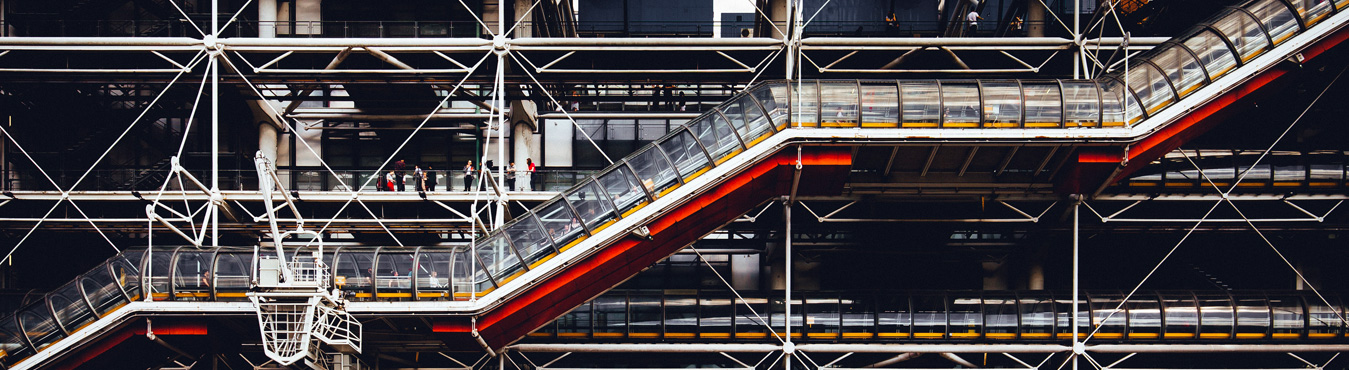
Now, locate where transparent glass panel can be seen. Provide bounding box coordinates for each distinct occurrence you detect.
[1247,0,1300,45]
[593,295,627,336]
[537,199,585,249]
[173,251,212,300]
[566,180,618,230]
[1270,295,1305,338]
[736,297,770,338]
[949,295,982,338]
[450,248,475,297]
[1023,82,1062,128]
[666,296,699,337]
[1307,296,1342,337]
[819,82,859,127]
[1055,295,1091,339]
[145,251,172,300]
[475,234,524,287]
[901,81,941,128]
[630,294,662,337]
[415,252,452,299]
[0,320,30,365]
[722,95,772,142]
[81,264,125,315]
[1162,293,1200,339]
[860,84,900,127]
[333,250,375,297]
[805,296,841,337]
[912,295,947,339]
[505,215,555,265]
[841,296,876,336]
[1213,9,1272,62]
[1127,62,1177,115]
[558,301,591,337]
[1184,30,1239,80]
[752,83,790,129]
[941,82,980,128]
[1020,296,1055,338]
[109,257,141,301]
[983,295,1018,338]
[1235,295,1271,338]
[701,296,734,338]
[1290,0,1334,26]
[1198,294,1235,339]
[1127,297,1162,338]
[598,165,650,215]
[1099,79,1137,126]
[1089,293,1128,339]
[877,296,912,338]
[628,146,679,197]
[375,252,415,294]
[791,82,820,127]
[1153,45,1209,98]
[18,304,60,348]
[982,81,1023,128]
[659,129,713,180]
[1062,81,1100,127]
[690,114,743,164]
[48,282,93,332]
[213,253,252,300]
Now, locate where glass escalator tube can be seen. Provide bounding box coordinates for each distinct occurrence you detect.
[859,82,900,128]
[414,248,453,301]
[46,280,95,335]
[819,81,860,128]
[171,248,215,301]
[1161,292,1201,340]
[374,248,416,301]
[1235,292,1273,339]
[212,249,254,301]
[504,212,558,271]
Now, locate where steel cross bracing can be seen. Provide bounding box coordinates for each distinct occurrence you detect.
[4,0,1349,368]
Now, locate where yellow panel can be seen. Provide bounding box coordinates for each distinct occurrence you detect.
[556,332,588,338]
[700,333,731,338]
[841,332,874,338]
[417,293,449,298]
[949,332,981,339]
[1308,333,1338,339]
[682,167,711,183]
[665,333,695,338]
[1105,120,1128,127]
[793,121,820,128]
[1163,333,1196,339]
[861,122,898,128]
[217,292,247,298]
[1021,332,1052,339]
[1128,333,1160,339]
[1025,122,1062,128]
[1272,333,1301,339]
[629,333,659,338]
[1199,333,1231,339]
[1237,182,1267,187]
[744,131,773,147]
[1235,333,1267,339]
[943,122,979,128]
[736,332,769,338]
[1129,182,1160,187]
[496,270,527,286]
[913,332,944,339]
[876,332,911,338]
[354,293,373,298]
[1165,182,1195,187]
[806,333,838,339]
[656,183,681,198]
[376,292,412,298]
[984,123,1020,128]
[1094,333,1124,339]
[1056,333,1088,339]
[592,332,624,338]
[985,333,1016,339]
[619,202,650,219]
[1272,182,1302,187]
[901,122,939,128]
[714,148,745,166]
[1309,182,1338,187]
[527,253,558,270]
[527,333,552,337]
[558,236,587,253]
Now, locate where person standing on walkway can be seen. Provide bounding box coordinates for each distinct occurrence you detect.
[966,10,981,35]
[426,166,437,192]
[413,165,425,191]
[506,162,517,191]
[462,161,475,191]
[523,158,536,191]
[394,159,407,191]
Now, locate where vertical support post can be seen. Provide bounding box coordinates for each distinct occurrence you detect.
[783,196,793,370]
[1071,195,1080,370]
[210,56,219,247]
[1073,0,1081,79]
[494,52,506,229]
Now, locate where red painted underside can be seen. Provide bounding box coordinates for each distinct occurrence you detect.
[1060,25,1349,194]
[49,318,207,370]
[434,146,853,349]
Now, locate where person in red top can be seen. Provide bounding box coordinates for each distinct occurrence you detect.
[524,158,536,191]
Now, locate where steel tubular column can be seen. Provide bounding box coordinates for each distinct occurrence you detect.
[1072,197,1081,370]
[784,197,793,370]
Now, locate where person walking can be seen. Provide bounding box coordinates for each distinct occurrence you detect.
[966,10,981,35]
[462,161,474,191]
[425,166,437,192]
